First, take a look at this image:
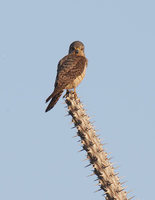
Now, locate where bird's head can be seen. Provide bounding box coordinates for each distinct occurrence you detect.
[69,41,85,56]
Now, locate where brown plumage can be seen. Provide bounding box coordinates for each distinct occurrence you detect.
[45,41,88,112]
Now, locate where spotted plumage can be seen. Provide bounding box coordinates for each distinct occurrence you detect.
[45,41,88,112]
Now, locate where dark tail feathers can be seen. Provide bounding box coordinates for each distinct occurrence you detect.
[45,90,63,112]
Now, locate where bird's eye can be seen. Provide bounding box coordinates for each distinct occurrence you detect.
[72,47,75,51]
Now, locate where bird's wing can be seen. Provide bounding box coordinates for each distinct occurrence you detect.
[54,54,87,89]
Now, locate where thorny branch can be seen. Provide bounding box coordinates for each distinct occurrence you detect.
[64,91,134,200]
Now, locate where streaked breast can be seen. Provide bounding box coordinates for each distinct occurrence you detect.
[65,65,87,89]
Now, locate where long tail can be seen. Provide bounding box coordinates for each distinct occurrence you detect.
[45,90,63,112]
[46,89,57,103]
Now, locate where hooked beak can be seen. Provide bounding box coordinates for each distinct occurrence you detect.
[75,49,79,54]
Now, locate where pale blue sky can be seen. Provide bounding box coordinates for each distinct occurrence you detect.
[0,1,155,200]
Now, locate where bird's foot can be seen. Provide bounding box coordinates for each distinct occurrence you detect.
[73,91,77,99]
[63,90,70,98]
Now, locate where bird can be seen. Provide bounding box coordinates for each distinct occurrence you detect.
[45,41,88,112]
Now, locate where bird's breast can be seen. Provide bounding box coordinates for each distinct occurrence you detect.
[65,65,87,89]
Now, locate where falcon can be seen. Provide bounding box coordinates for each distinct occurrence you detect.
[45,41,88,112]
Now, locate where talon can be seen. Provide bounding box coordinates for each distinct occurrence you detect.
[63,90,70,98]
[73,88,77,99]
[74,92,77,99]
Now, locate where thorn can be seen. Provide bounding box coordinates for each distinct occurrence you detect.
[95,182,101,186]
[114,166,120,170]
[82,158,89,162]
[68,110,74,116]
[96,134,101,137]
[99,139,105,144]
[72,135,78,138]
[87,173,94,177]
[128,196,135,200]
[120,181,127,185]
[108,156,113,160]
[78,148,84,152]
[102,143,108,146]
[94,188,102,193]
[85,163,91,168]
[127,190,133,194]
[70,120,74,124]
[80,140,85,145]
[119,176,125,180]
[110,162,116,166]
[118,186,127,192]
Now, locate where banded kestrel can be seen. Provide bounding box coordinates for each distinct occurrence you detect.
[45,41,88,112]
